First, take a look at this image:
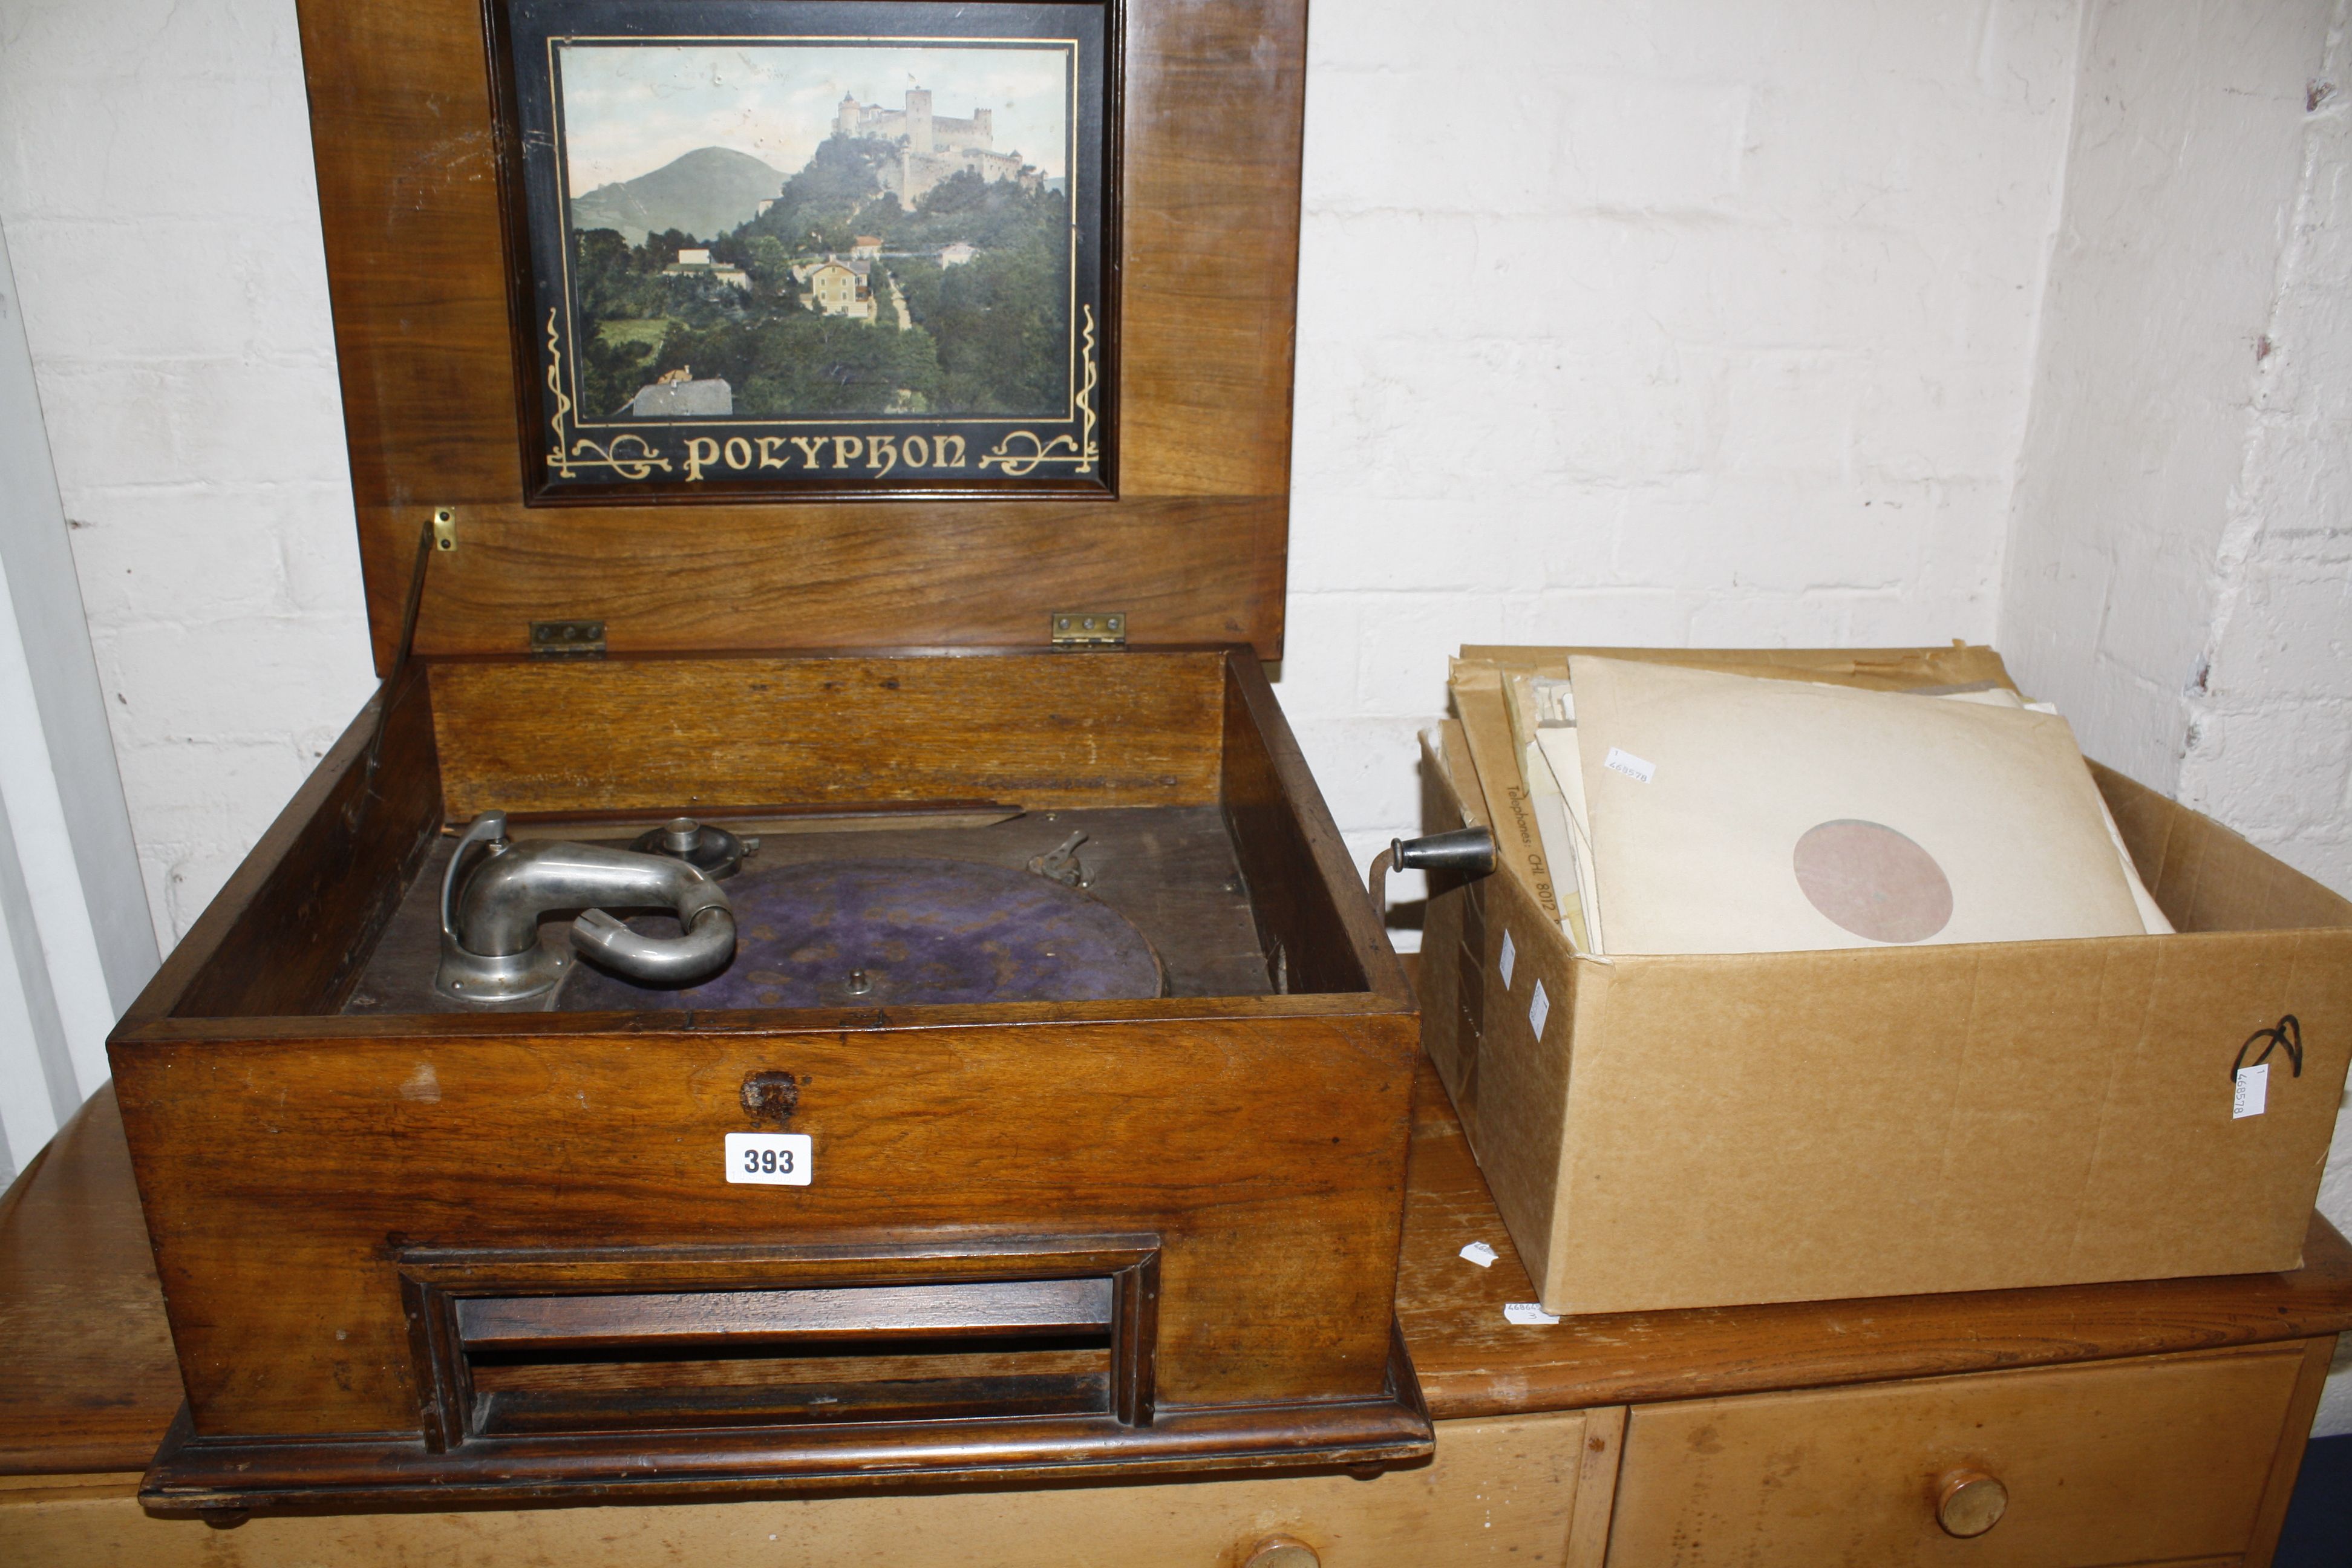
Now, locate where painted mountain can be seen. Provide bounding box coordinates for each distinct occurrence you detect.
[568,147,784,246]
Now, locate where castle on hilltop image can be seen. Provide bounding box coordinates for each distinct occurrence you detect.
[835,88,1045,203]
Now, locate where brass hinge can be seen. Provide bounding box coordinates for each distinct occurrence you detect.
[529,620,606,659]
[431,507,456,552]
[1050,611,1127,648]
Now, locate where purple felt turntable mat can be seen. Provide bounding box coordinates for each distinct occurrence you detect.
[559,855,1165,1011]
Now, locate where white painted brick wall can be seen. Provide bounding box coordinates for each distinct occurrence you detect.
[2003,0,2352,1433]
[2178,3,2352,1436]
[0,0,377,949]
[2002,0,2337,793]
[2180,33,2352,898]
[1287,0,2083,906]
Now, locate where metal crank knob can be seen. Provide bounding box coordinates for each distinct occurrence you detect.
[1368,825,1497,910]
[1391,826,1498,876]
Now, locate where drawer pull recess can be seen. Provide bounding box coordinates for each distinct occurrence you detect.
[437,1278,1123,1441]
[1935,1469,2010,1538]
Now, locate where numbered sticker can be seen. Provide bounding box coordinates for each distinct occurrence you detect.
[1499,930,1518,988]
[1602,746,1656,783]
[2233,1063,2269,1119]
[725,1131,812,1186]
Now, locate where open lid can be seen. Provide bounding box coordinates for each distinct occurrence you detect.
[295,0,1305,669]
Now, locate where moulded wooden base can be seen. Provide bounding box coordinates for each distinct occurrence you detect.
[138,1323,1431,1512]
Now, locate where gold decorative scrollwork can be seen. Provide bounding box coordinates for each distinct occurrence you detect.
[979,304,1100,476]
[976,431,1086,477]
[544,308,672,481]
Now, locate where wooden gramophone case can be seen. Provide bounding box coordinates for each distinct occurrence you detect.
[105,0,1428,1513]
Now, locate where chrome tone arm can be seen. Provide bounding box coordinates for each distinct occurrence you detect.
[573,904,737,985]
[442,809,512,944]
[436,815,737,1002]
[451,838,730,958]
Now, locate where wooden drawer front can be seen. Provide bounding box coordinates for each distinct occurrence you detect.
[1606,1346,2308,1567]
[0,1413,1586,1567]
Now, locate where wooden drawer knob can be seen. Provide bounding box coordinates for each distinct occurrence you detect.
[1244,1537,1320,1568]
[1936,1469,2010,1537]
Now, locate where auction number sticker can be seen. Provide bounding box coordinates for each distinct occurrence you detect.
[725,1132,812,1186]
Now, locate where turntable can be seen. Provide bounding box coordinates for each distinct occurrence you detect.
[105,0,1426,1516]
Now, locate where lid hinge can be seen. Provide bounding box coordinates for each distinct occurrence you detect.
[529,620,607,659]
[1050,611,1126,649]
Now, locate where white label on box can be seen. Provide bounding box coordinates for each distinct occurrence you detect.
[1498,930,1517,988]
[725,1132,812,1185]
[2233,1063,2269,1119]
[1602,747,1656,783]
[1529,980,1551,1039]
[1504,1302,1561,1325]
[1459,1241,1498,1269]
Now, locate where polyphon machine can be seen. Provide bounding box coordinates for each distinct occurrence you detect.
[106,0,1429,1513]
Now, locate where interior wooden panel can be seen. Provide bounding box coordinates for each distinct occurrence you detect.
[170,670,443,1019]
[1604,1345,2307,1567]
[394,500,1289,666]
[292,0,1305,667]
[1220,658,1374,996]
[427,650,1229,817]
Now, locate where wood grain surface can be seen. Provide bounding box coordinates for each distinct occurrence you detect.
[0,1089,181,1475]
[1221,655,1406,1001]
[2249,1337,2339,1566]
[427,650,1230,818]
[1605,1342,2314,1566]
[113,1011,1415,1442]
[294,0,1308,667]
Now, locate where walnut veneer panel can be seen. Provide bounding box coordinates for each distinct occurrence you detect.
[1606,1344,2314,1566]
[115,1015,1413,1438]
[426,650,1231,817]
[294,0,1305,665]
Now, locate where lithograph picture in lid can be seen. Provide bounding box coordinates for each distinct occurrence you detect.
[492,0,1116,503]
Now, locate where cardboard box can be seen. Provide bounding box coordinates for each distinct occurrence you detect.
[1420,645,2352,1315]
